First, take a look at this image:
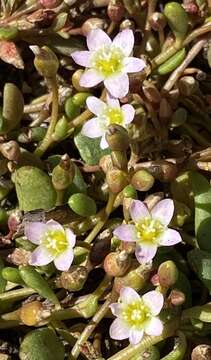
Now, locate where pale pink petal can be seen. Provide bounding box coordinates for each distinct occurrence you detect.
[109,318,129,340]
[120,287,140,303]
[65,228,76,248]
[24,222,47,245]
[122,104,135,125]
[158,228,182,246]
[112,29,134,56]
[100,133,109,149]
[110,303,121,317]
[87,29,111,51]
[129,329,144,345]
[142,291,164,316]
[151,199,174,226]
[46,220,64,233]
[80,69,104,88]
[107,93,120,108]
[30,245,54,266]
[130,200,150,223]
[71,51,91,67]
[54,247,74,271]
[145,317,163,336]
[123,57,146,73]
[135,244,157,264]
[86,96,106,115]
[104,73,129,99]
[113,224,138,242]
[82,117,104,138]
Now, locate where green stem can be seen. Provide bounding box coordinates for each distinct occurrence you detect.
[0,287,35,301]
[68,109,92,130]
[151,38,183,69]
[34,76,59,157]
[56,190,65,206]
[181,123,211,147]
[160,331,187,360]
[93,274,112,299]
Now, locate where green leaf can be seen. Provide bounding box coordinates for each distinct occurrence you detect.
[74,131,110,165]
[190,171,211,251]
[188,248,211,294]
[19,328,65,360]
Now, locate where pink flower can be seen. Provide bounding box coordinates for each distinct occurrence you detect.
[82,95,135,149]
[24,220,76,271]
[71,28,145,99]
[113,199,182,264]
[109,287,164,345]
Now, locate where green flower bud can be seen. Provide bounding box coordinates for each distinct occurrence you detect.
[123,184,137,199]
[106,168,128,193]
[105,124,130,151]
[131,169,155,192]
[31,46,59,78]
[73,294,98,318]
[72,92,92,107]
[52,116,69,141]
[104,251,131,277]
[0,26,18,40]
[2,267,25,285]
[68,193,97,217]
[158,260,179,288]
[114,262,152,293]
[52,154,75,190]
[164,2,189,39]
[56,266,88,291]
[65,97,80,120]
[29,127,47,142]
[72,70,89,92]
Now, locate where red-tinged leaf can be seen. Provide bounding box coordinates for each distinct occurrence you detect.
[0,40,24,69]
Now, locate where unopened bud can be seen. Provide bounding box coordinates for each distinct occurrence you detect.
[111,151,128,170]
[39,0,63,8]
[107,0,125,22]
[82,18,106,36]
[149,12,167,31]
[52,116,69,141]
[178,76,199,96]
[19,301,43,326]
[123,184,137,199]
[168,289,185,306]
[191,345,211,360]
[114,262,152,293]
[30,46,59,78]
[57,266,88,291]
[72,70,89,92]
[158,260,179,288]
[104,251,131,277]
[131,169,154,192]
[73,294,98,318]
[106,124,129,151]
[0,141,20,161]
[72,92,92,107]
[106,168,128,193]
[142,81,161,104]
[65,96,80,120]
[52,154,75,190]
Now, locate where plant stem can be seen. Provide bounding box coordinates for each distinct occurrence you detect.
[151,38,183,69]
[181,123,211,147]
[68,109,92,130]
[0,287,35,301]
[160,331,187,360]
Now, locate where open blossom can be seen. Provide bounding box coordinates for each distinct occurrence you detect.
[110,287,164,345]
[114,199,182,264]
[71,28,145,99]
[82,95,135,149]
[24,220,76,271]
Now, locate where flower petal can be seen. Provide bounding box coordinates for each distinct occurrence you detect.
[142,291,164,316]
[123,57,146,73]
[145,317,163,336]
[130,200,150,223]
[129,329,144,345]
[135,244,157,264]
[82,117,104,138]
[113,29,134,56]
[104,73,129,99]
[65,228,76,248]
[86,96,106,115]
[151,199,174,226]
[159,228,182,246]
[46,219,64,233]
[110,303,121,317]
[107,94,120,108]
[87,28,111,51]
[54,247,74,271]
[71,51,91,67]
[109,318,129,341]
[30,245,54,266]
[120,287,140,303]
[113,224,138,242]
[80,69,104,88]
[24,222,47,245]
[100,133,109,149]
[122,104,135,125]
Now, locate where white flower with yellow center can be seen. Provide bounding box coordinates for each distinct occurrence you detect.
[114,199,182,264]
[109,287,164,345]
[81,95,135,149]
[24,220,76,271]
[71,28,145,99]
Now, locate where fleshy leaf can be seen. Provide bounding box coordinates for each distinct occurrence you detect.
[188,248,211,295]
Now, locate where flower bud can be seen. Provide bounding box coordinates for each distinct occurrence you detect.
[0,141,20,161]
[68,193,97,217]
[56,266,88,291]
[106,168,128,193]
[72,92,92,107]
[104,251,131,277]
[149,12,166,31]
[191,345,211,360]
[52,154,75,190]
[19,301,43,326]
[142,81,161,104]
[52,116,69,141]
[111,151,128,171]
[72,70,90,92]
[107,0,125,22]
[65,96,80,120]
[39,0,63,8]
[158,261,179,288]
[30,46,59,78]
[73,294,98,318]
[178,76,199,96]
[105,124,129,151]
[99,155,112,173]
[131,169,154,192]
[168,289,185,306]
[114,262,152,293]
[82,18,106,36]
[136,161,178,182]
[123,184,137,199]
[164,2,189,39]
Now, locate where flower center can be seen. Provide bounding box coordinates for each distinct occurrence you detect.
[121,300,151,329]
[91,45,124,77]
[135,218,164,244]
[104,107,124,125]
[42,230,68,257]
